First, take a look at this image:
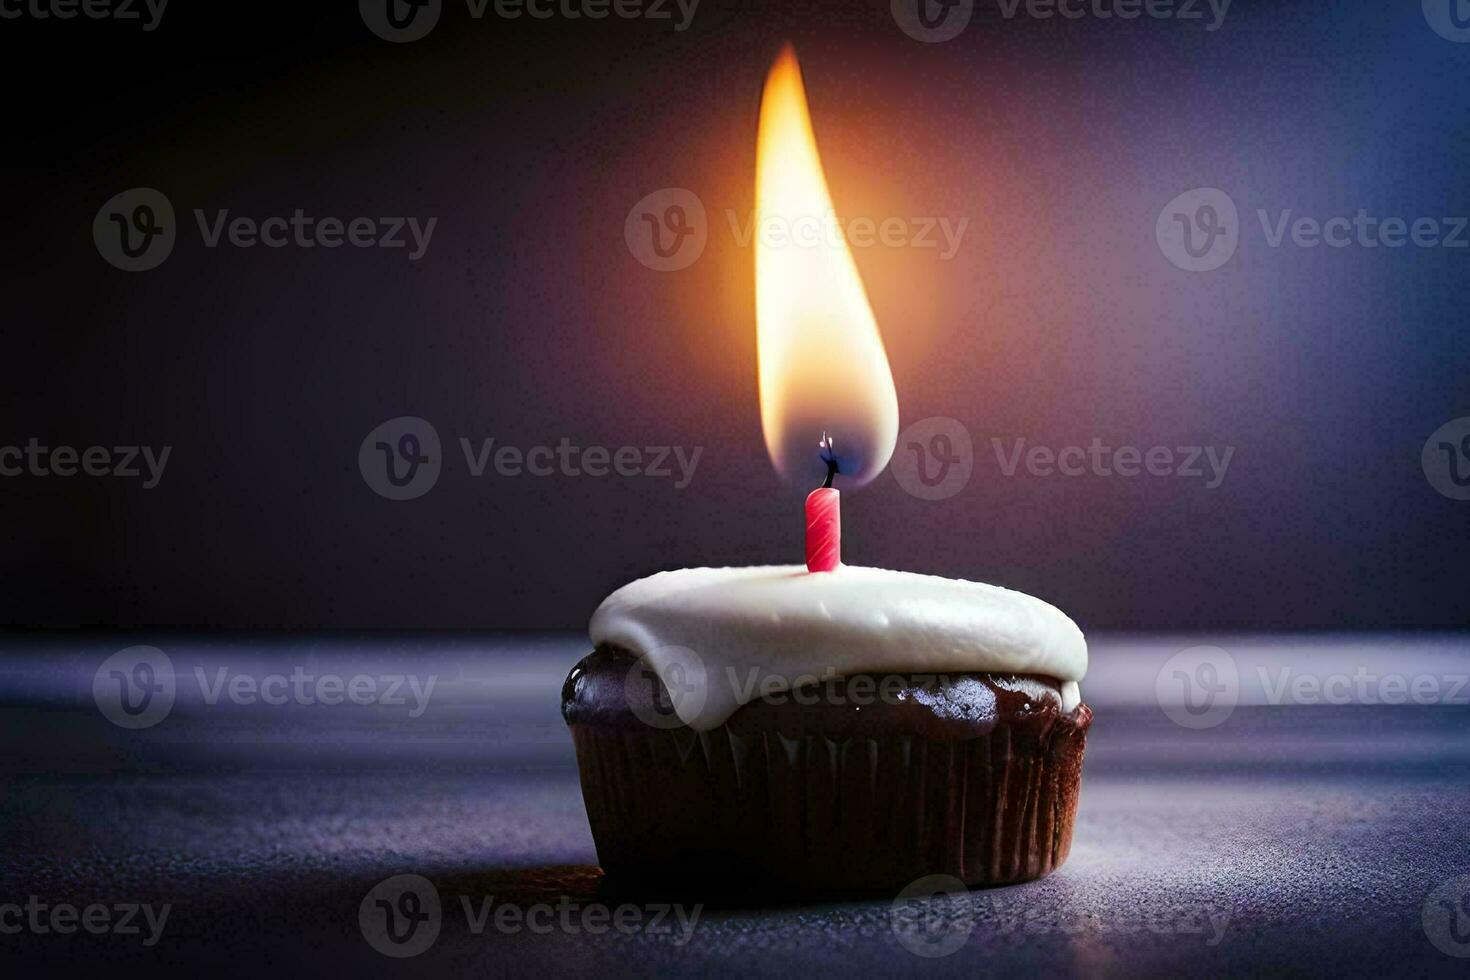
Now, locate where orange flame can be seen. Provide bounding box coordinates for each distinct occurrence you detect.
[755,46,898,488]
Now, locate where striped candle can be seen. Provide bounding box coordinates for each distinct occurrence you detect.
[805,486,841,573]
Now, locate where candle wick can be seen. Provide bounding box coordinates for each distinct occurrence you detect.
[820,431,839,489]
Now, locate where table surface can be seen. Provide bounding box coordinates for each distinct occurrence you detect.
[1,633,1468,977]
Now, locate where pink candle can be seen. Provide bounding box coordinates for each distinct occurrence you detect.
[805,486,841,572]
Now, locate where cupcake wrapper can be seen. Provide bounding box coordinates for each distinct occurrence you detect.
[569,713,1089,891]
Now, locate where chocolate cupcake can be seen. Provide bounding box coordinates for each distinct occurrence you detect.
[562,565,1090,892]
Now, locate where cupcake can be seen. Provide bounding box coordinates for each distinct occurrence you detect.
[561,564,1090,891]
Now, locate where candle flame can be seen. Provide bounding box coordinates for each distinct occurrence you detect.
[755,46,898,488]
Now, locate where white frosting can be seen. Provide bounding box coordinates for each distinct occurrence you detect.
[589,565,1087,731]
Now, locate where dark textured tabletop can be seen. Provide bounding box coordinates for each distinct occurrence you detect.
[1,633,1468,977]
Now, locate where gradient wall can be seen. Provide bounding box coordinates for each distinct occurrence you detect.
[2,1,1466,629]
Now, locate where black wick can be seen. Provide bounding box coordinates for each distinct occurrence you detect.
[819,431,840,489]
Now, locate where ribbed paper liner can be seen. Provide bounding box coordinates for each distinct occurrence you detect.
[569,717,1088,890]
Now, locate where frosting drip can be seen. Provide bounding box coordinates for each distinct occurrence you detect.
[589,565,1087,731]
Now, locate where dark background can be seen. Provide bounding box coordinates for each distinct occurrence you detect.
[2,0,1466,631]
